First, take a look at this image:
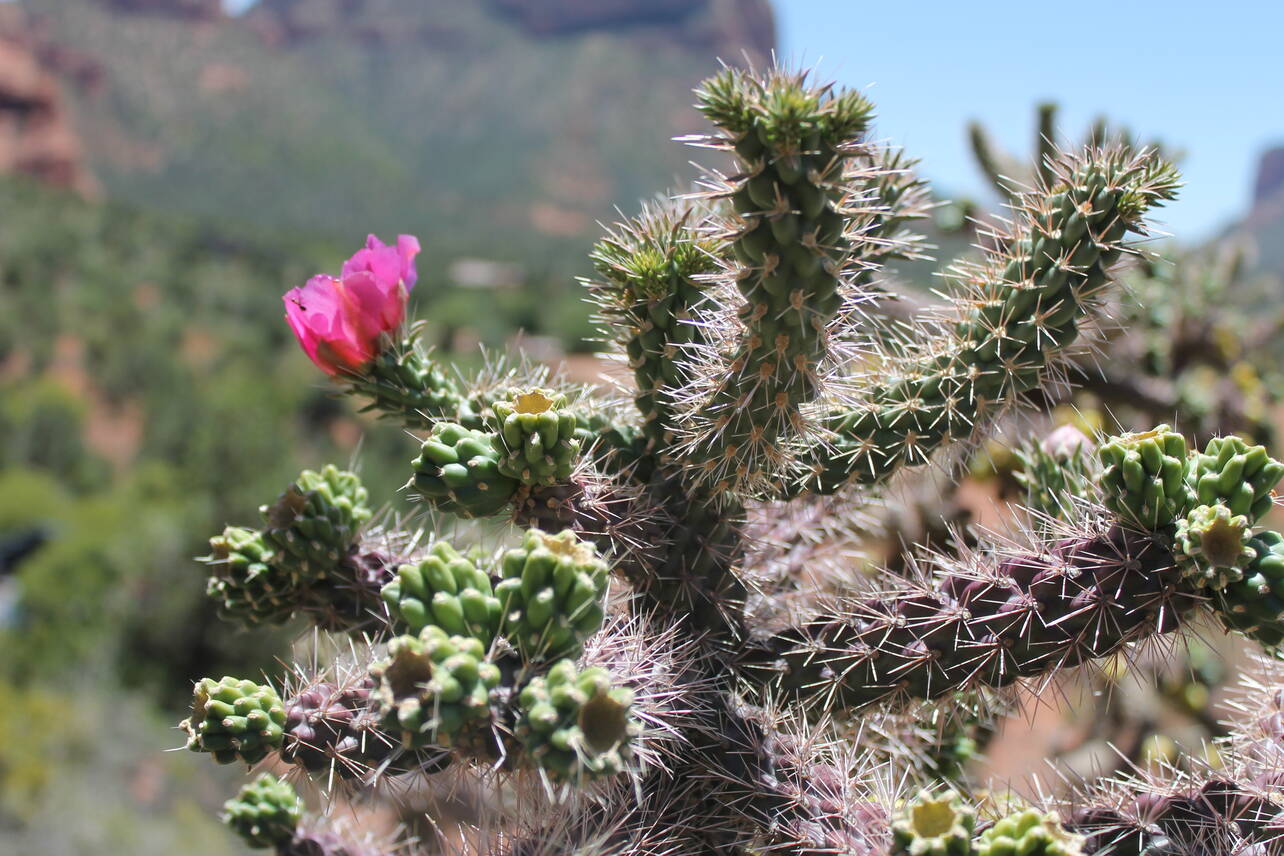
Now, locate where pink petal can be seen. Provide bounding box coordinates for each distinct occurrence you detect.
[396,234,421,290]
[340,233,421,292]
[339,271,406,346]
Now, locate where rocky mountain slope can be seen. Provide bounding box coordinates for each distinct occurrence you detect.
[12,0,774,274]
[1237,146,1284,278]
[0,7,94,194]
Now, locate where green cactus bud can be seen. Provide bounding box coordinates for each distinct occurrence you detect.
[1173,503,1256,590]
[1215,529,1284,649]
[495,528,610,662]
[1098,425,1194,530]
[890,790,976,856]
[515,659,638,783]
[1187,435,1283,524]
[181,677,286,765]
[1014,425,1098,521]
[381,540,502,645]
[410,422,520,518]
[370,626,500,750]
[261,465,372,581]
[488,388,581,487]
[221,773,302,850]
[975,807,1082,856]
[203,526,297,627]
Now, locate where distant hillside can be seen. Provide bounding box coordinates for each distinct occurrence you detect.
[1234,146,1284,279]
[17,0,773,274]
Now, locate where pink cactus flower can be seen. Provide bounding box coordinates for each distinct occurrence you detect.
[284,234,420,376]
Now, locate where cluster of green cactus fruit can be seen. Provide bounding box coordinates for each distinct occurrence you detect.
[370,626,501,748]
[1095,426,1284,647]
[204,464,379,630]
[975,808,1082,856]
[381,541,502,643]
[183,65,1284,856]
[222,773,302,849]
[515,659,638,782]
[411,421,520,517]
[492,389,582,486]
[182,677,286,765]
[262,465,372,580]
[892,791,976,855]
[205,526,294,626]
[893,793,1081,856]
[410,389,587,516]
[495,528,611,662]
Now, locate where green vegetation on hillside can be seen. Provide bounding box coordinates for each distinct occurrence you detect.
[31,0,723,275]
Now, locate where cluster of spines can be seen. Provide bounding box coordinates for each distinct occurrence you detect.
[757,524,1195,710]
[280,672,446,781]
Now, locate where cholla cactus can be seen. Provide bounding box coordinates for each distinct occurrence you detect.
[177,65,1284,855]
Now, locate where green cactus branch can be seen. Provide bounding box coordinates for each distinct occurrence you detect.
[791,147,1180,496]
[672,69,875,495]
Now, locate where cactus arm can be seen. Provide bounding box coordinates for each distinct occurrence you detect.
[792,146,1180,496]
[587,200,723,464]
[343,326,480,430]
[673,68,877,495]
[1035,101,1060,190]
[744,525,1198,711]
[968,119,1021,201]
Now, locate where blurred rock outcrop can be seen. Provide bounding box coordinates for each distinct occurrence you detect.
[1232,146,1284,279]
[491,0,774,59]
[91,0,223,20]
[1253,147,1284,207]
[0,9,95,194]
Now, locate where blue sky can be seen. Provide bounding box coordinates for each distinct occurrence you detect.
[777,1,1284,240]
